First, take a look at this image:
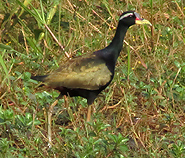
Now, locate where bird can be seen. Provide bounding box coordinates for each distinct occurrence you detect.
[31,11,151,122]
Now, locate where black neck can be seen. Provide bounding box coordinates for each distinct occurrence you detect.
[106,22,129,61]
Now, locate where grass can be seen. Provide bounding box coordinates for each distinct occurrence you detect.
[0,0,185,157]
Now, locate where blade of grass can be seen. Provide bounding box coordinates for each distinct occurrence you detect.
[0,50,10,87]
[127,46,131,80]
[18,0,33,18]
[16,0,43,26]
[46,1,59,25]
[102,0,113,17]
[16,0,69,58]
[39,0,46,24]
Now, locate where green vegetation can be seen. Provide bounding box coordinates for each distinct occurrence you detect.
[0,0,185,157]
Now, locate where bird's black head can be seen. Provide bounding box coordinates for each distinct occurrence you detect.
[119,11,152,27]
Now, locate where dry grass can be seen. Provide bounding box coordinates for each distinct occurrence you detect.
[0,0,185,157]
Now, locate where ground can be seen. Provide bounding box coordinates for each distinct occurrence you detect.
[0,0,185,157]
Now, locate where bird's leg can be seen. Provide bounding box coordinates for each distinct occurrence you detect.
[87,94,97,122]
[48,99,58,148]
[64,95,68,108]
[87,104,92,122]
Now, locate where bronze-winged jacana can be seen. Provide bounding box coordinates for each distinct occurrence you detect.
[31,11,151,122]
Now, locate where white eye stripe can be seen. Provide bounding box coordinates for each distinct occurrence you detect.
[119,13,133,21]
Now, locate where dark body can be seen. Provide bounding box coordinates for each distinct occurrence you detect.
[31,11,151,105]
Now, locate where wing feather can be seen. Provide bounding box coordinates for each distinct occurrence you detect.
[44,55,112,90]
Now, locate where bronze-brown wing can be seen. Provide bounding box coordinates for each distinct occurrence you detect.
[44,54,112,90]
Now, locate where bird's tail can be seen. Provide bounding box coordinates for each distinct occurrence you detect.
[31,75,48,82]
